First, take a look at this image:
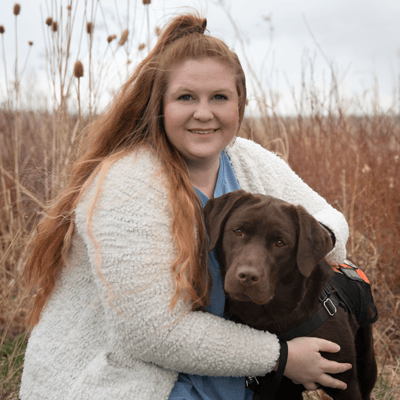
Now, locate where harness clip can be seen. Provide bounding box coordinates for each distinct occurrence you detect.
[323,298,337,316]
[245,376,259,387]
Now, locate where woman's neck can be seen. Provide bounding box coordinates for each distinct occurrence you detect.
[186,157,220,199]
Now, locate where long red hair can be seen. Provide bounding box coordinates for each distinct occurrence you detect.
[24,11,247,327]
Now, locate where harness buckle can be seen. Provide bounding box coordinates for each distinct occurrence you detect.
[323,298,337,316]
[245,376,259,387]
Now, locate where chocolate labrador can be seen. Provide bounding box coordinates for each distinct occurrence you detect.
[203,190,377,400]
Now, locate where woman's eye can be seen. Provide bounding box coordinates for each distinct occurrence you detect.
[214,94,227,101]
[275,240,286,247]
[233,229,243,237]
[178,94,193,101]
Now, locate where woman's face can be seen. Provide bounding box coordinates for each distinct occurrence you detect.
[163,58,239,169]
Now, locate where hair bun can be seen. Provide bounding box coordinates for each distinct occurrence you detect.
[187,18,207,35]
[201,18,207,31]
[157,14,208,48]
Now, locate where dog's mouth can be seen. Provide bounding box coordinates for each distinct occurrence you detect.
[228,291,273,305]
[229,293,253,302]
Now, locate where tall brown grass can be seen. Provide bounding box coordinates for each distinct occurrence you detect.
[0,1,399,399]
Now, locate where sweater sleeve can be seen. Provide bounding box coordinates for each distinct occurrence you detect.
[227,138,349,263]
[74,150,279,378]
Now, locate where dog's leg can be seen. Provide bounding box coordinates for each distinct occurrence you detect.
[355,325,377,400]
[311,311,363,400]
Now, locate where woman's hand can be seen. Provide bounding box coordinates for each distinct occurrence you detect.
[284,337,352,390]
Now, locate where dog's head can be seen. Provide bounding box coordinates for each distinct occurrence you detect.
[203,190,333,305]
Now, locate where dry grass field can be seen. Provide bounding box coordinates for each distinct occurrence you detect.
[0,1,399,399]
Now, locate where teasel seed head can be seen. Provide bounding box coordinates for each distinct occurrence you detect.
[142,0,151,4]
[52,21,58,32]
[45,17,53,26]
[138,43,145,51]
[13,4,21,16]
[107,34,117,43]
[28,41,33,46]
[155,26,161,36]
[118,29,129,46]
[73,60,84,78]
[0,26,4,34]
[86,22,93,35]
[67,5,72,11]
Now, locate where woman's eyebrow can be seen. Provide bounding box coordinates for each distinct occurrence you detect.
[170,86,194,94]
[212,88,234,94]
[169,87,234,95]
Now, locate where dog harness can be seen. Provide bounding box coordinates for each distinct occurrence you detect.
[247,259,378,400]
[278,258,378,342]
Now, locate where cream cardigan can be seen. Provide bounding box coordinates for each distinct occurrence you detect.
[20,137,348,400]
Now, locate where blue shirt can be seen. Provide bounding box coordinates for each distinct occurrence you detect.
[168,151,254,400]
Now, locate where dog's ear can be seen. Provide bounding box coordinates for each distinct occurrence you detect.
[203,190,253,252]
[295,205,334,277]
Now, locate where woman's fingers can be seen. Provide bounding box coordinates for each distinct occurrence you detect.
[317,373,347,390]
[316,359,352,390]
[302,381,319,391]
[284,337,353,390]
[313,338,341,353]
[321,358,352,375]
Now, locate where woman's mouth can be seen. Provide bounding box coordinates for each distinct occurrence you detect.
[188,129,217,135]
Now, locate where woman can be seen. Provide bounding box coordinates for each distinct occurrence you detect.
[20,12,351,400]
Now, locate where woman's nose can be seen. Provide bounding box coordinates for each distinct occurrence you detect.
[193,102,213,121]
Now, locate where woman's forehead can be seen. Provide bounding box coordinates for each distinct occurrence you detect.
[165,58,237,92]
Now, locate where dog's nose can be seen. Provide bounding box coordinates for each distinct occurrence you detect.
[236,266,261,286]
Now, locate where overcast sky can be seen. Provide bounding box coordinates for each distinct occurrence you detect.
[0,0,399,115]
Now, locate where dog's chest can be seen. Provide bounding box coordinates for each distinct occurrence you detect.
[225,298,307,334]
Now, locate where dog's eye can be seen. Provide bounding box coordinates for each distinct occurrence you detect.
[275,240,285,247]
[233,229,243,237]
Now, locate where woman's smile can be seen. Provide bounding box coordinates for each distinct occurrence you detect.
[189,129,216,134]
[188,129,218,135]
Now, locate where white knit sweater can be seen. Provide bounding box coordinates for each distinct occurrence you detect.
[20,137,348,400]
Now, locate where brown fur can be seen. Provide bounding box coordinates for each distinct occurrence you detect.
[203,190,377,400]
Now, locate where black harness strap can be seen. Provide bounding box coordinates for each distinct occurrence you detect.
[249,340,288,400]
[266,340,288,400]
[279,283,342,341]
